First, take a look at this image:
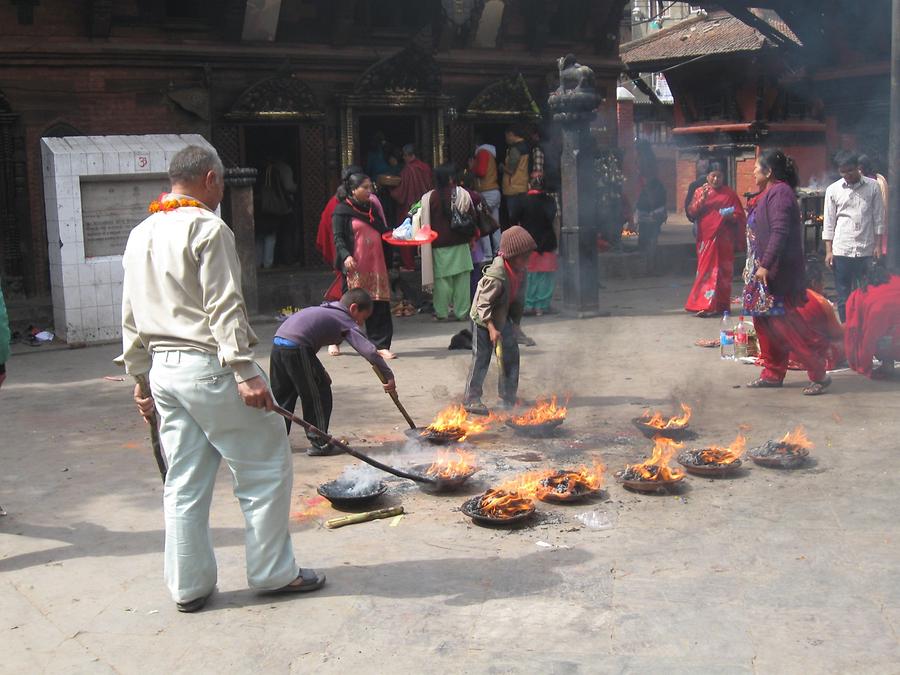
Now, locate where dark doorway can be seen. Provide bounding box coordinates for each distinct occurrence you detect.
[358,114,420,177]
[242,125,302,267]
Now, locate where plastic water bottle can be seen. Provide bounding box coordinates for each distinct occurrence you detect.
[720,310,734,360]
[734,315,749,359]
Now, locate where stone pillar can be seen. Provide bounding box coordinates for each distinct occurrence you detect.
[224,167,259,315]
[549,56,601,317]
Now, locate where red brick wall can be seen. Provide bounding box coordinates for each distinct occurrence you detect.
[781,144,828,187]
[3,63,209,294]
[675,156,696,214]
[734,154,759,200]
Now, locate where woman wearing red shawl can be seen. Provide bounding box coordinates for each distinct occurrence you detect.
[844,265,900,378]
[744,149,832,395]
[390,145,433,270]
[332,171,395,359]
[684,168,746,316]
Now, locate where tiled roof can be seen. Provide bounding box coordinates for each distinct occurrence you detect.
[620,10,800,70]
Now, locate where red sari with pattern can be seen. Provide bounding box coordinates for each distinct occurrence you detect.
[684,184,746,313]
[346,216,391,302]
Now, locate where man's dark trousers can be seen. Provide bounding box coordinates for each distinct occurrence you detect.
[833,256,871,322]
[270,345,332,451]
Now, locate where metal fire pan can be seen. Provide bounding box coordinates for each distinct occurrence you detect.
[404,426,465,445]
[506,418,565,437]
[632,418,692,440]
[748,444,809,469]
[408,463,480,492]
[677,451,743,477]
[317,480,388,509]
[460,494,536,526]
[615,471,685,493]
[538,485,603,503]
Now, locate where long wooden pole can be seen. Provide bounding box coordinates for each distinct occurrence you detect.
[371,365,417,429]
[270,405,436,485]
[134,374,167,482]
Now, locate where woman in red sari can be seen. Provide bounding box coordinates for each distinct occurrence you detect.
[684,169,746,317]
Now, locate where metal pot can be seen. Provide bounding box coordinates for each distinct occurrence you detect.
[505,417,565,437]
[317,480,388,509]
[404,426,465,445]
[677,450,743,477]
[408,463,480,492]
[460,494,536,526]
[632,417,693,441]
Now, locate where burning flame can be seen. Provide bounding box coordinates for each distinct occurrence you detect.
[622,227,638,238]
[478,489,533,518]
[641,403,692,430]
[625,437,685,481]
[424,449,477,479]
[780,426,813,450]
[510,396,568,426]
[496,460,605,500]
[697,434,746,465]
[424,404,493,441]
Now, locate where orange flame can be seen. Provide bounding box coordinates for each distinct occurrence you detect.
[697,434,746,465]
[510,396,568,426]
[478,489,533,518]
[641,403,692,430]
[497,460,605,500]
[626,436,685,481]
[780,426,812,450]
[424,404,493,441]
[424,449,477,479]
[622,227,638,238]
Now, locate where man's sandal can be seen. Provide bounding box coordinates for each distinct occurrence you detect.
[802,376,832,396]
[746,378,783,388]
[269,568,326,594]
[177,589,214,613]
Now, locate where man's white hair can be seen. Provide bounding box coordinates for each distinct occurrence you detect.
[168,145,224,184]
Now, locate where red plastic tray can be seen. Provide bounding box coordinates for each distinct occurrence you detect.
[382,230,438,247]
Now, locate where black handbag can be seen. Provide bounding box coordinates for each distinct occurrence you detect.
[449,191,478,235]
[475,200,499,236]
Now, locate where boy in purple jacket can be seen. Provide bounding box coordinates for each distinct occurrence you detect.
[270,289,396,455]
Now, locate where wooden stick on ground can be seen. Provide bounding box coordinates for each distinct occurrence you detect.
[325,506,404,530]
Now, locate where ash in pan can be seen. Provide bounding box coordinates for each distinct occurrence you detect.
[619,465,667,481]
[752,441,805,457]
[334,464,384,496]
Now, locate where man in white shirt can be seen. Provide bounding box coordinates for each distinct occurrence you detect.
[122,145,324,613]
[823,150,885,321]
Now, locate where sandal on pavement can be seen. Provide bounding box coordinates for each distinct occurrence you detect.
[802,376,832,396]
[177,589,214,613]
[746,378,783,388]
[464,399,489,416]
[328,345,341,357]
[270,568,326,594]
[377,349,397,360]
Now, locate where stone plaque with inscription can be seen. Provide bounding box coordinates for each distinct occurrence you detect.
[81,176,168,258]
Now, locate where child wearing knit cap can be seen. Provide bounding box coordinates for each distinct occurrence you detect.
[464,225,537,414]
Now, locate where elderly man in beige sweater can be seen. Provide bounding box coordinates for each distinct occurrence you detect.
[122,145,324,613]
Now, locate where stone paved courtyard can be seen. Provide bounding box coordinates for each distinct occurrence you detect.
[2,275,899,674]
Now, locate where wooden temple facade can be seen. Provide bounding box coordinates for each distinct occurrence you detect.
[0,0,629,302]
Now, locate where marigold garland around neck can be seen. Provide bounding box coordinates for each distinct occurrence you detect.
[148,193,207,213]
